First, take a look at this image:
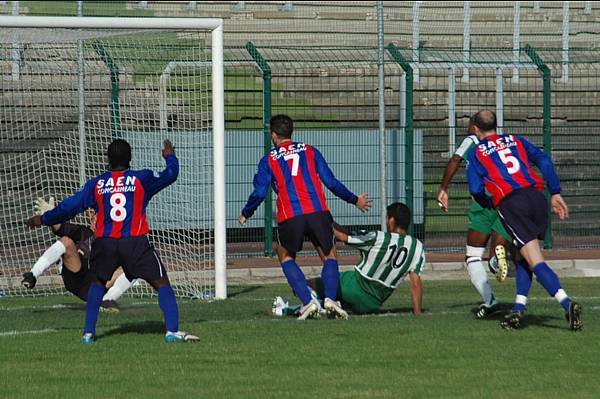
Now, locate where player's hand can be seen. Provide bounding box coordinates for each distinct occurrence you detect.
[551,194,569,220]
[34,196,56,216]
[437,188,449,212]
[26,215,43,229]
[162,139,175,158]
[355,193,372,213]
[239,215,247,226]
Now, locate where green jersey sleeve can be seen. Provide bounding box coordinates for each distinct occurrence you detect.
[346,231,378,251]
[453,135,479,159]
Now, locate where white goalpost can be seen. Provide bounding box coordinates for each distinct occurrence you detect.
[0,16,227,300]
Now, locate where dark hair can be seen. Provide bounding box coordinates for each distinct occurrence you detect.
[472,110,497,132]
[386,202,411,230]
[270,114,294,139]
[107,139,132,169]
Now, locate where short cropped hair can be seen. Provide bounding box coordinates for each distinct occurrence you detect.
[472,110,497,133]
[107,139,132,169]
[270,114,294,139]
[386,202,411,230]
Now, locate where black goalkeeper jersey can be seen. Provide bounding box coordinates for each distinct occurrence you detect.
[53,223,94,260]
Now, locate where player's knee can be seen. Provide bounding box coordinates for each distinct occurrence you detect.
[59,236,76,252]
[148,276,170,290]
[465,245,485,264]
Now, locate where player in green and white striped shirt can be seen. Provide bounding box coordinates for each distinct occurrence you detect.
[273,202,424,316]
[436,115,512,319]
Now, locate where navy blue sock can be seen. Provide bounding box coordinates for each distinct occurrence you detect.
[84,282,106,335]
[158,285,179,333]
[321,259,340,300]
[281,260,311,305]
[533,262,571,311]
[512,260,533,312]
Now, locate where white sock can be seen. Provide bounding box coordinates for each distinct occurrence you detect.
[467,259,495,306]
[554,289,568,304]
[102,274,133,302]
[31,240,66,278]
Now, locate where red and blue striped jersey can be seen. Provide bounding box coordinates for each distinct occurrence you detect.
[466,134,561,208]
[242,141,357,223]
[41,155,179,238]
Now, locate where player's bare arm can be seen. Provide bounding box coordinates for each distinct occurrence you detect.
[551,194,569,220]
[437,154,462,212]
[354,192,372,212]
[332,222,350,243]
[409,271,423,315]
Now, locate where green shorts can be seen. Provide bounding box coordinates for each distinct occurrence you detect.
[467,202,512,242]
[315,271,383,314]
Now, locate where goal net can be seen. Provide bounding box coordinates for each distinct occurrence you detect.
[0,17,226,299]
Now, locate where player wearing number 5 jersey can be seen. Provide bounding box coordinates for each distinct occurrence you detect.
[466,110,581,331]
[27,139,198,343]
[240,114,371,320]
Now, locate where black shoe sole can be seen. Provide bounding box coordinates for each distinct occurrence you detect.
[568,302,583,331]
[500,313,523,330]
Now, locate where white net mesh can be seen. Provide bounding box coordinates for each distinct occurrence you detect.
[0,27,215,299]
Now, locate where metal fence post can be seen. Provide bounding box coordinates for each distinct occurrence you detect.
[77,1,86,185]
[11,1,20,81]
[245,41,274,256]
[386,44,414,235]
[412,1,421,83]
[462,1,470,82]
[92,42,121,138]
[513,1,521,82]
[524,44,553,249]
[377,1,387,230]
[562,1,569,82]
[496,67,504,134]
[448,67,456,154]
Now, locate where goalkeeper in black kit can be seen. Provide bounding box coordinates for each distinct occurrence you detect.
[22,197,132,312]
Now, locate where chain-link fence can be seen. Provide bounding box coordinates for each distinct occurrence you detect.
[2,1,600,257]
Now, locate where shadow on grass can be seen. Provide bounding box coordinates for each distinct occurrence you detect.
[98,321,166,338]
[473,306,566,330]
[520,314,566,330]
[227,286,262,298]
[32,303,86,314]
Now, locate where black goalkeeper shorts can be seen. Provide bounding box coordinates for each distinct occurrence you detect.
[61,256,93,302]
[90,236,167,283]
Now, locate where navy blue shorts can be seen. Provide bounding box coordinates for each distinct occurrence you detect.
[90,236,167,283]
[277,211,335,257]
[497,187,548,248]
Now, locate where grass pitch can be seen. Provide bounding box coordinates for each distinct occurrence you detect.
[1,278,599,399]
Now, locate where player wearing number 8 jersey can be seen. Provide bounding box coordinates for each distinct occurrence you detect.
[466,110,581,331]
[240,114,371,319]
[27,139,199,343]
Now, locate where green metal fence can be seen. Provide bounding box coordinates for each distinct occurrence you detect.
[224,45,600,257]
[2,14,599,257]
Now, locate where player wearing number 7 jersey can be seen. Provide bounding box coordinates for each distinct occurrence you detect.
[272,203,424,317]
[240,114,372,320]
[466,110,581,331]
[26,139,199,343]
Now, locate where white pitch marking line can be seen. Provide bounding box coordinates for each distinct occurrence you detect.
[0,328,57,337]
